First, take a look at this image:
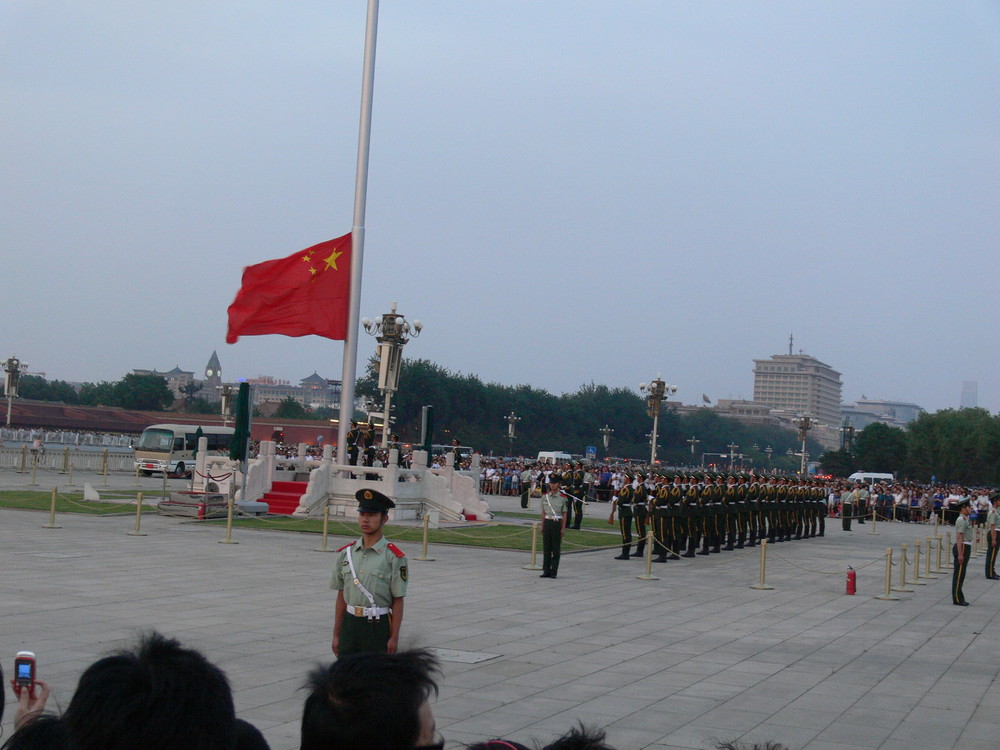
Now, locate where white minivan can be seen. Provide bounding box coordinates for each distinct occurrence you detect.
[847,471,895,486]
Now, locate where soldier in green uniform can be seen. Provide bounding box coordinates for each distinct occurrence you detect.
[539,474,568,578]
[682,473,701,557]
[570,463,587,530]
[345,420,361,466]
[952,497,973,605]
[612,474,634,560]
[723,474,738,551]
[985,494,999,579]
[331,489,408,656]
[651,474,671,563]
[632,473,650,558]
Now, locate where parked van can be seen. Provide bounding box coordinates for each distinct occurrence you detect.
[537,451,572,464]
[847,472,895,486]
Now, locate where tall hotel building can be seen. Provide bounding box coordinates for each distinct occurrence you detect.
[752,352,842,427]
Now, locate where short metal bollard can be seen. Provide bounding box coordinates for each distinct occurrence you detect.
[910,540,926,584]
[523,522,542,570]
[413,513,435,562]
[219,494,238,544]
[750,539,774,590]
[875,548,898,600]
[892,544,914,592]
[314,505,335,552]
[128,492,147,536]
[42,487,61,529]
[637,530,659,581]
[923,537,939,579]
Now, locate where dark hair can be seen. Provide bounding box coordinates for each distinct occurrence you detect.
[542,725,615,750]
[1,716,71,750]
[63,632,236,750]
[468,742,531,750]
[235,719,271,750]
[300,649,439,750]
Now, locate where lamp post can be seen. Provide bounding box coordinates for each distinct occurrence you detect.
[727,442,739,472]
[219,384,234,428]
[840,418,855,452]
[3,355,29,427]
[362,302,422,448]
[505,411,521,457]
[639,375,677,466]
[599,424,614,455]
[764,446,773,465]
[795,415,812,475]
[687,436,700,465]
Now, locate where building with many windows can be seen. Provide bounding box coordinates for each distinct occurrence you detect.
[752,352,842,428]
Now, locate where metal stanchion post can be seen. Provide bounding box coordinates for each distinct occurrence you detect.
[128,492,147,536]
[892,544,913,592]
[414,512,435,561]
[29,461,38,486]
[219,493,238,544]
[910,541,926,584]
[100,448,109,487]
[934,535,945,573]
[876,548,899,600]
[42,487,61,529]
[60,446,69,474]
[923,537,939,579]
[17,445,27,473]
[66,464,75,487]
[523,522,542,570]
[869,506,879,535]
[135,464,141,488]
[637,530,659,581]
[750,539,774,590]
[315,505,334,552]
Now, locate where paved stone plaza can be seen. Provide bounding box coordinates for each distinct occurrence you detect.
[2,473,999,749]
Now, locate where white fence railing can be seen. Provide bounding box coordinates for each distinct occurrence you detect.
[0,428,137,447]
[0,446,135,473]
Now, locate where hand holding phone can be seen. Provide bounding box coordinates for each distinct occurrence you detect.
[13,651,36,698]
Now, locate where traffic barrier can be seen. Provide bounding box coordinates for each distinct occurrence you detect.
[42,487,61,529]
[522,522,542,570]
[875,548,898,600]
[413,513,435,562]
[750,539,774,590]
[637,530,658,581]
[127,492,147,536]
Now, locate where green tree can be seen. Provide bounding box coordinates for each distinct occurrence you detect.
[16,375,79,403]
[853,423,907,474]
[819,449,856,477]
[273,397,309,420]
[180,381,203,407]
[78,381,117,406]
[184,397,219,415]
[906,408,1000,485]
[112,373,174,411]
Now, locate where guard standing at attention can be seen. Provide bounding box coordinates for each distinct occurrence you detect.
[985,494,999,580]
[539,474,567,578]
[611,474,634,560]
[632,473,650,558]
[331,489,408,655]
[952,497,972,606]
[346,420,361,466]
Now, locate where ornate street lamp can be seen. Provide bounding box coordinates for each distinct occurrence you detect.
[505,411,521,456]
[362,302,422,448]
[599,424,614,454]
[687,436,701,463]
[3,355,29,427]
[219,384,234,427]
[796,415,812,475]
[840,418,855,452]
[639,375,677,466]
[727,442,739,471]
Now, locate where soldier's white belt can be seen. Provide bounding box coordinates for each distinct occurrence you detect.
[544,515,562,521]
[346,605,391,619]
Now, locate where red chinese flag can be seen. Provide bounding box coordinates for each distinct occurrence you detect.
[226,233,352,343]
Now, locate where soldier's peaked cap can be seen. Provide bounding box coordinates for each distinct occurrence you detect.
[356,488,396,513]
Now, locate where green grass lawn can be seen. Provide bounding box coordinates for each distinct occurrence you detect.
[0,490,157,515]
[203,516,620,552]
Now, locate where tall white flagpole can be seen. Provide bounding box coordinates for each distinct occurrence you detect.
[338,0,379,461]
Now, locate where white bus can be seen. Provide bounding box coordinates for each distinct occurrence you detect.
[133,424,235,476]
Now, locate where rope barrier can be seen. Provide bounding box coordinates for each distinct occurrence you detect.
[766,545,884,575]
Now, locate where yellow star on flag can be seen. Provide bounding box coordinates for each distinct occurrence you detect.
[323,247,343,272]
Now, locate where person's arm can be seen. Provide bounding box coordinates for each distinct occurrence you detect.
[956,524,966,563]
[332,589,346,655]
[388,596,404,654]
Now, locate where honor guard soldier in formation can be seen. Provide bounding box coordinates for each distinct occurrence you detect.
[610,470,833,563]
[331,489,408,656]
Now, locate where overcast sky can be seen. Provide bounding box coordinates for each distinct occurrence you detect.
[3,1,998,417]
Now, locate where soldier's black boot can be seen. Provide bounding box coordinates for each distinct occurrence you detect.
[698,534,710,555]
[614,545,631,560]
[631,539,646,558]
[724,529,735,551]
[710,531,721,554]
[747,528,756,547]
[683,535,698,557]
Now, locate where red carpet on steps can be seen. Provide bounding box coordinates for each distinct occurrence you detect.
[260,480,308,515]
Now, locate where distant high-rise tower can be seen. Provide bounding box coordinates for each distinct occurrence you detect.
[960,380,978,409]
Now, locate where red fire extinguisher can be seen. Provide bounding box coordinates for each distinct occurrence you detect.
[846,566,856,595]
